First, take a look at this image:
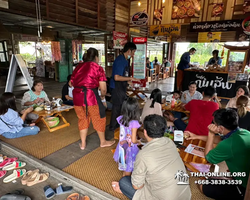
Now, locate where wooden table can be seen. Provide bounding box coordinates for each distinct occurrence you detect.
[162,103,190,117]
[33,105,74,132]
[127,88,149,101]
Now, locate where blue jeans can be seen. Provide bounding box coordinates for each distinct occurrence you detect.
[119,176,136,200]
[2,126,40,139]
[63,100,74,106]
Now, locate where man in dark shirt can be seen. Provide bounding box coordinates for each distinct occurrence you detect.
[62,74,74,106]
[177,47,196,91]
[109,42,139,131]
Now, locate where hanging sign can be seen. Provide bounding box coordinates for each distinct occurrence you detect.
[190,20,242,32]
[243,0,250,13]
[149,24,181,37]
[212,3,224,17]
[154,8,163,21]
[113,31,128,49]
[198,32,221,43]
[236,16,250,41]
[131,11,148,26]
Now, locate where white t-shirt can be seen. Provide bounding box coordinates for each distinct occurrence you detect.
[68,86,74,98]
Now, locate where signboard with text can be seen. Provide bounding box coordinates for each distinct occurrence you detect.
[131,11,148,26]
[190,20,242,32]
[149,24,181,37]
[113,31,128,49]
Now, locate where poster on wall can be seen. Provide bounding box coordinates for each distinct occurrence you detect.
[198,32,221,42]
[236,17,250,41]
[236,74,249,81]
[0,0,8,9]
[212,3,224,17]
[228,73,237,83]
[149,24,181,37]
[113,31,128,49]
[154,8,163,21]
[131,11,148,26]
[172,0,201,19]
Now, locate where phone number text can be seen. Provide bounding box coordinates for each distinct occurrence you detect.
[194,179,242,185]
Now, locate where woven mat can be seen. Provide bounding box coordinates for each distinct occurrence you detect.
[63,141,214,200]
[63,141,129,200]
[0,109,111,159]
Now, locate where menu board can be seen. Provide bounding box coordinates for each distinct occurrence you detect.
[133,44,146,79]
[172,0,201,19]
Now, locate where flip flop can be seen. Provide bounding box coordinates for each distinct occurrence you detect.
[0,194,31,200]
[44,185,56,199]
[3,169,26,183]
[27,172,49,186]
[0,155,7,163]
[0,170,7,178]
[3,161,26,171]
[56,184,73,195]
[21,169,39,185]
[66,193,80,200]
[80,196,90,200]
[0,157,18,168]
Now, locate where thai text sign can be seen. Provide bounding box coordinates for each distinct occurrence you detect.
[190,20,242,32]
[149,24,181,37]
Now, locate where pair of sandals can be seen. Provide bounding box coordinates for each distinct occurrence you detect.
[21,169,49,186]
[0,189,31,200]
[44,184,73,199]
[66,193,90,200]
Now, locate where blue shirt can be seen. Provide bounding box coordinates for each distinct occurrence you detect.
[0,109,24,134]
[208,57,222,66]
[177,52,190,70]
[110,54,128,89]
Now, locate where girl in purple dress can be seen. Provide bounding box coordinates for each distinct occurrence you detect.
[113,97,141,176]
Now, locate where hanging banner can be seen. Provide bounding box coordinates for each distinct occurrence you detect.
[149,24,181,37]
[154,8,163,21]
[190,20,242,32]
[172,0,201,19]
[131,11,148,26]
[113,31,128,49]
[198,32,221,42]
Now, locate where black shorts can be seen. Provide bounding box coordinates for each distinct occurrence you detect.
[202,179,246,200]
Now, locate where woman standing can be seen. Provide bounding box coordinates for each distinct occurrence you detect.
[71,48,115,149]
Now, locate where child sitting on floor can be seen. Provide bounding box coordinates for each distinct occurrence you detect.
[172,90,181,103]
[113,97,141,176]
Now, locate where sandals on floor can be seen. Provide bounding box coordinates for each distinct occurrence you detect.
[44,185,56,199]
[26,172,49,186]
[0,155,7,163]
[3,161,26,171]
[0,170,7,178]
[66,193,79,200]
[0,157,18,168]
[56,184,73,195]
[3,169,26,183]
[21,169,39,185]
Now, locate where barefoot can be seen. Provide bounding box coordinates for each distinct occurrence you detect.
[79,142,86,150]
[112,181,122,194]
[100,140,115,148]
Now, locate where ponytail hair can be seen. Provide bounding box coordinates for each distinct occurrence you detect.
[236,95,249,118]
[84,48,99,62]
[150,88,162,108]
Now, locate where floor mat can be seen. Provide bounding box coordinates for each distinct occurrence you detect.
[63,141,213,200]
[0,109,111,159]
[63,142,129,200]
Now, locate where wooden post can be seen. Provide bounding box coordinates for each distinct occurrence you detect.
[75,0,78,24]
[46,0,49,18]
[97,0,100,28]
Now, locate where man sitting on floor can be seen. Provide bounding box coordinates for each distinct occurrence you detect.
[112,114,191,200]
[166,86,219,139]
[201,108,250,200]
[62,75,74,106]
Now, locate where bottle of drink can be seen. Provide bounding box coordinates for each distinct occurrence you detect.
[171,97,176,108]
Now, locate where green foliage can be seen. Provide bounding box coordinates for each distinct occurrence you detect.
[175,43,228,67]
[20,53,36,63]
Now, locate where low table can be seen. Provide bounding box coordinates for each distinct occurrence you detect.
[162,103,190,117]
[33,105,74,132]
[127,87,149,101]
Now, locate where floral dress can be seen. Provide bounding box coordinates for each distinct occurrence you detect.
[113,116,141,172]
